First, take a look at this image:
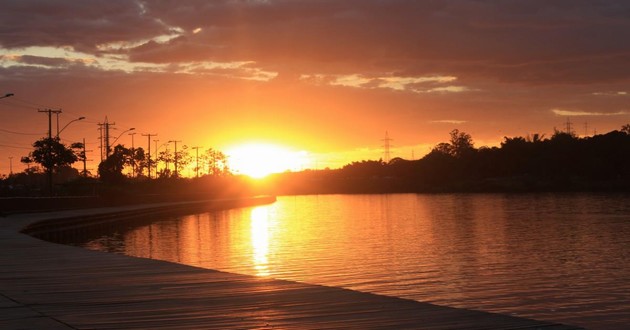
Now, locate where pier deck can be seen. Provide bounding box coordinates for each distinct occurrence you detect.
[0,202,583,329]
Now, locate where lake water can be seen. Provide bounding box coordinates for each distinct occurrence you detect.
[74,194,629,329]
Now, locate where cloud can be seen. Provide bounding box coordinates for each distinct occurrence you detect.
[0,1,170,52]
[592,91,628,96]
[430,120,468,124]
[551,108,628,116]
[301,73,465,93]
[1,0,627,87]
[426,86,471,93]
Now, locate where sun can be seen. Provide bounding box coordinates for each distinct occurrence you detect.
[225,143,310,178]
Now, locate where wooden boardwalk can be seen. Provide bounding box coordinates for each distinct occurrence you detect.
[0,202,584,329]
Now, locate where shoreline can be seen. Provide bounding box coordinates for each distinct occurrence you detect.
[0,198,584,329]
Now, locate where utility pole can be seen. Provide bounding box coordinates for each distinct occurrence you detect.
[38,108,62,195]
[153,139,159,177]
[129,132,137,177]
[169,140,182,177]
[192,146,200,178]
[97,125,103,162]
[55,112,60,137]
[82,138,88,177]
[8,157,13,175]
[38,109,62,139]
[105,119,114,157]
[142,133,157,179]
[98,117,115,159]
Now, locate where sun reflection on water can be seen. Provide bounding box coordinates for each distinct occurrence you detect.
[250,206,272,276]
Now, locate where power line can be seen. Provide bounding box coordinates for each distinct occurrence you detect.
[0,143,32,150]
[38,108,62,139]
[0,128,44,136]
[11,97,61,109]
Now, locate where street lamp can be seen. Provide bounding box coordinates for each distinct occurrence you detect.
[111,128,135,146]
[0,93,14,99]
[168,140,182,177]
[56,116,85,138]
[129,132,137,177]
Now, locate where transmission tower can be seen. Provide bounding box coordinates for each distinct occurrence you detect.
[565,117,573,135]
[382,131,393,163]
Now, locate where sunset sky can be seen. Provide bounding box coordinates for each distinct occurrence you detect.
[1,1,629,176]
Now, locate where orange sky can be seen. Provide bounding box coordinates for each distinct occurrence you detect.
[1,1,629,175]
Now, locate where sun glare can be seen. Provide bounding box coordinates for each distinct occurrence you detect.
[225,143,310,178]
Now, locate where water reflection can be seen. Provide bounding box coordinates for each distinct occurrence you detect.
[67,193,630,330]
[250,206,272,276]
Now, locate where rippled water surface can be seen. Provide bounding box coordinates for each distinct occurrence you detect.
[76,194,629,329]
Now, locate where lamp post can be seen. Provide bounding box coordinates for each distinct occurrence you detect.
[129,132,137,177]
[164,141,171,172]
[168,140,182,177]
[56,116,85,138]
[192,146,200,178]
[153,139,160,177]
[110,128,135,152]
[106,128,135,159]
[0,93,14,99]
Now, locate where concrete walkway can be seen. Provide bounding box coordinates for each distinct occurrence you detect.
[0,202,584,329]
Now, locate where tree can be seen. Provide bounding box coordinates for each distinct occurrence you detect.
[430,129,475,158]
[157,149,174,178]
[430,142,453,156]
[203,148,230,176]
[98,145,132,183]
[128,147,146,177]
[449,129,475,157]
[20,156,35,172]
[173,145,192,177]
[26,137,81,195]
[29,137,79,173]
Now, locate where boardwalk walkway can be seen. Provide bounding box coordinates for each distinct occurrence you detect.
[0,201,583,329]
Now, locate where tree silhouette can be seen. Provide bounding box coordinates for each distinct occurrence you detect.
[173,145,192,177]
[203,148,229,176]
[29,137,80,173]
[25,137,81,195]
[98,145,132,183]
[429,129,475,158]
[130,147,146,177]
[448,129,475,157]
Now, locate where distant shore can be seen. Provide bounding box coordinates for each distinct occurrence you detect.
[19,195,276,239]
[0,192,274,215]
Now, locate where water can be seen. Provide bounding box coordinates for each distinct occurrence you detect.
[73,194,629,329]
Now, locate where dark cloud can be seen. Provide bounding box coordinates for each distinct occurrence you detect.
[126,0,630,85]
[0,0,168,52]
[2,1,629,86]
